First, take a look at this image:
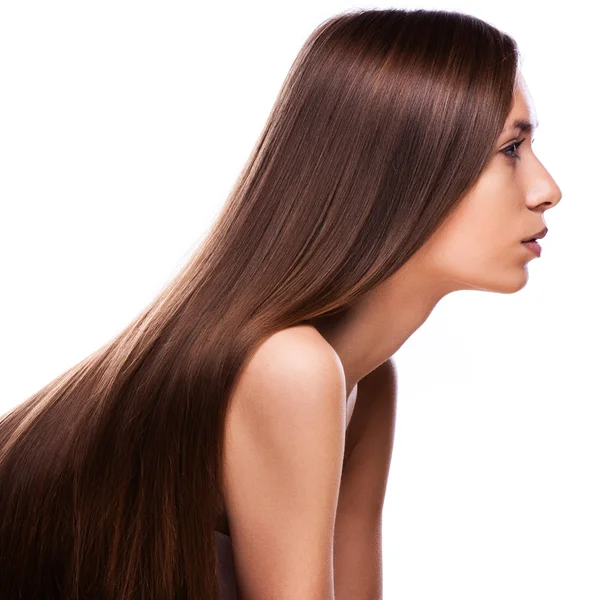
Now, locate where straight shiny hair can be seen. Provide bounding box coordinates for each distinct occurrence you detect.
[0,8,520,599]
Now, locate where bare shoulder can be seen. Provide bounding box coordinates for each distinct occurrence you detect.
[222,324,347,598]
[230,324,346,418]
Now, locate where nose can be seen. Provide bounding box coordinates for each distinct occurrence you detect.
[528,162,562,210]
[541,179,562,210]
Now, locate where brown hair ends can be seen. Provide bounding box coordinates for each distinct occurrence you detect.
[0,8,519,599]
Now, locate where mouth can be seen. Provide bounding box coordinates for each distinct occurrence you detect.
[521,227,548,243]
[521,238,543,257]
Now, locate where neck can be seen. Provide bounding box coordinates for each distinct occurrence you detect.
[311,267,457,393]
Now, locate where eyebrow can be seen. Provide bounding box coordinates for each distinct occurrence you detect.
[502,118,539,136]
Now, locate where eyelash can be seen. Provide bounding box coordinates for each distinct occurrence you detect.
[502,138,526,160]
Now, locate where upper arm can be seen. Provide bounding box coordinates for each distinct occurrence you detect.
[332,358,398,599]
[339,357,398,518]
[222,327,347,600]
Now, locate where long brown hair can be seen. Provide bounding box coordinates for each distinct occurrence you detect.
[0,8,520,599]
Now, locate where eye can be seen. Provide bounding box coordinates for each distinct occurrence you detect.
[501,138,526,161]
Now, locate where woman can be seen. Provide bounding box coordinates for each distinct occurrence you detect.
[0,7,561,600]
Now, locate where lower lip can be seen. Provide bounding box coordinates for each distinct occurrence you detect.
[521,240,542,257]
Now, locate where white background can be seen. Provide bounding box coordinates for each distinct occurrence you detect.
[1,1,598,598]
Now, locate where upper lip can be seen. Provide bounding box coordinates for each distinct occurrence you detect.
[522,226,548,242]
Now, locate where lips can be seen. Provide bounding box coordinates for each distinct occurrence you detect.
[522,239,542,257]
[522,227,548,243]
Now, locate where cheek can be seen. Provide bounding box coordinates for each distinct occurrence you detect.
[454,170,518,243]
[427,225,512,279]
[451,202,516,263]
[425,231,529,295]
[422,178,521,276]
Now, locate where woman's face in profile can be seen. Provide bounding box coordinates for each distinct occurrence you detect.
[419,72,563,295]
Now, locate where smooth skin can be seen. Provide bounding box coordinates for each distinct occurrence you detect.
[221,72,562,599]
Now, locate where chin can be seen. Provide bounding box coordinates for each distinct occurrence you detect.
[455,265,530,294]
[486,267,530,294]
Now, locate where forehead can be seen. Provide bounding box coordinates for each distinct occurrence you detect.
[503,73,538,133]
